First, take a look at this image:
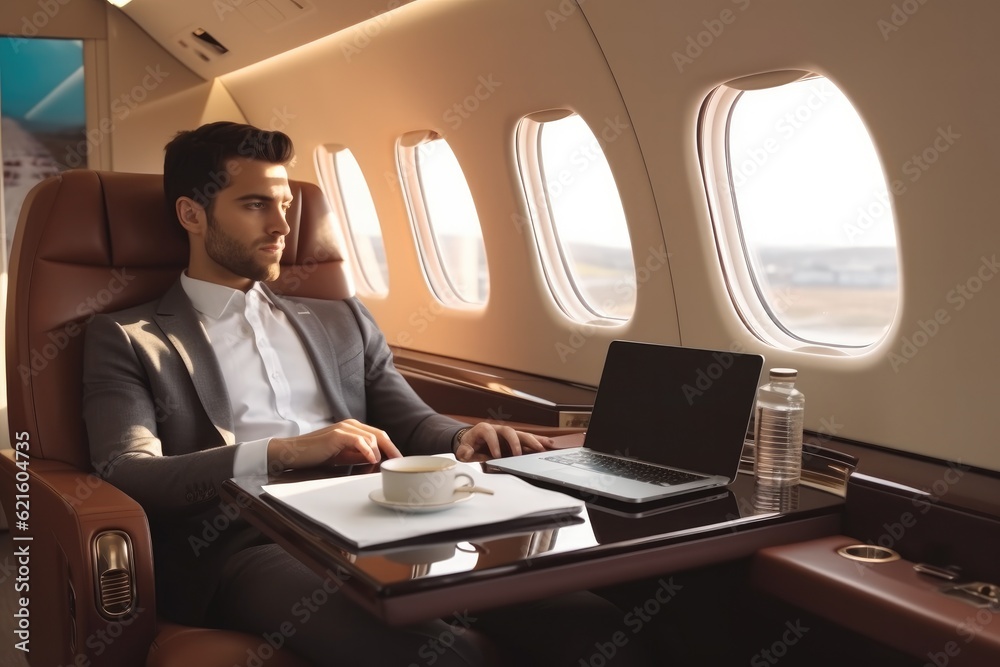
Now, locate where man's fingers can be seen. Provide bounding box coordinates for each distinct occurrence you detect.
[519,433,550,452]
[497,426,523,457]
[353,422,402,459]
[348,422,402,460]
[377,436,403,459]
[462,424,554,459]
[464,425,500,459]
[335,421,388,464]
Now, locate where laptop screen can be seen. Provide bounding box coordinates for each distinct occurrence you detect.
[583,341,764,480]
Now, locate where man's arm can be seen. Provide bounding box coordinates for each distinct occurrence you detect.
[83,313,242,515]
[344,299,552,460]
[344,298,468,454]
[84,311,404,513]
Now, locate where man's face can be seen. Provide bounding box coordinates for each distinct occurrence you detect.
[203,158,293,285]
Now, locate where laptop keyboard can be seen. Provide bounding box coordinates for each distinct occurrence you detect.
[542,450,706,486]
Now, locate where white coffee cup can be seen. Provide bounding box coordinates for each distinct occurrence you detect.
[380,456,490,505]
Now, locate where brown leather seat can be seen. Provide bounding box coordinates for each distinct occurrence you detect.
[0,169,349,666]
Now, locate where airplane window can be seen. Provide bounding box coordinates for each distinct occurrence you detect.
[314,146,389,296]
[703,75,899,348]
[517,112,635,322]
[398,135,489,306]
[1,37,86,258]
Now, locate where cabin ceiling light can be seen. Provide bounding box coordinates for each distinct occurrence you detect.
[106,0,133,7]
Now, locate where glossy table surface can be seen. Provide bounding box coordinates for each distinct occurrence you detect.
[222,459,845,625]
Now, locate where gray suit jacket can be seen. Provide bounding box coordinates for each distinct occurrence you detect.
[82,280,464,623]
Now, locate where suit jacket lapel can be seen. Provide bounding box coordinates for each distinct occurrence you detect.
[261,284,349,419]
[155,281,237,445]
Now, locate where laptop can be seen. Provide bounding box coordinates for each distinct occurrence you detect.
[486,341,764,503]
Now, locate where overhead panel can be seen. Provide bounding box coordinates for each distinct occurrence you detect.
[116,0,416,79]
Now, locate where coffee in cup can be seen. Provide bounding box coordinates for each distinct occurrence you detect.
[380,456,491,506]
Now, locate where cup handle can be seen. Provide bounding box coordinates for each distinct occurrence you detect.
[454,473,494,496]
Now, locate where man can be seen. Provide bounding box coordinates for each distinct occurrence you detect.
[82,122,651,666]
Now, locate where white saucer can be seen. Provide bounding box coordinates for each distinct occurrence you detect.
[368,489,473,513]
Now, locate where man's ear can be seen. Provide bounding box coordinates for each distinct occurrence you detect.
[176,197,206,234]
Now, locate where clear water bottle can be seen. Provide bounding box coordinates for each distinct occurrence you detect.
[752,481,800,514]
[753,368,805,487]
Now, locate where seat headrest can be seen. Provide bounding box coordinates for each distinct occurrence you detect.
[6,169,354,466]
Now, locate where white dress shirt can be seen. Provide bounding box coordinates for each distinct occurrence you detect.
[181,273,333,476]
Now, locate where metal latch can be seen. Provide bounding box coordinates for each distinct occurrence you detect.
[942,582,1000,608]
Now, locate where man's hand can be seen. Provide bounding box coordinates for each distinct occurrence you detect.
[454,422,553,462]
[267,419,402,471]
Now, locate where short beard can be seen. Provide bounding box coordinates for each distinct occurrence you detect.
[204,216,281,283]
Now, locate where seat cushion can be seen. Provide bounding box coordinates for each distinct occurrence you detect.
[147,620,311,667]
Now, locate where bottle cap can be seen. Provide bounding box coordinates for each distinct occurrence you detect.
[769,368,797,380]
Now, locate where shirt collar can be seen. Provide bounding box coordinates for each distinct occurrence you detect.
[180,272,273,320]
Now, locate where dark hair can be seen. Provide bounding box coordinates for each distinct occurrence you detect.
[163,121,294,215]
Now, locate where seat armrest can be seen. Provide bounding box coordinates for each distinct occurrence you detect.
[752,535,1000,665]
[0,449,155,667]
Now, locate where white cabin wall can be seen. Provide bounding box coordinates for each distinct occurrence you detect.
[220,0,679,384]
[579,0,1000,469]
[2,0,997,471]
[104,10,246,173]
[221,0,1000,470]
